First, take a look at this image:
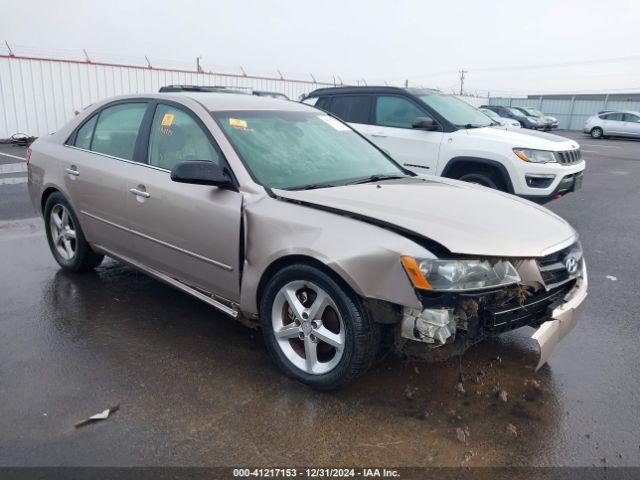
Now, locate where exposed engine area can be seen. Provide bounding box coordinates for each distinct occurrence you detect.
[394,258,578,362]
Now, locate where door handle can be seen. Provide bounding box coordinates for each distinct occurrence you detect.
[65,166,80,176]
[371,133,387,138]
[129,188,150,198]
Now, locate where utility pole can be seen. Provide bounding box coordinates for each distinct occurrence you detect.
[458,69,467,95]
[5,41,15,57]
[196,56,203,73]
[405,79,408,88]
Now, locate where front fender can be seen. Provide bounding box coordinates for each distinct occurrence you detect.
[239,195,429,315]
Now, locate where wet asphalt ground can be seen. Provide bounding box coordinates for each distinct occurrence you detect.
[0,132,639,469]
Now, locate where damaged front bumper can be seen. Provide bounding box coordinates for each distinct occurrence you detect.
[532,263,587,370]
[399,260,588,369]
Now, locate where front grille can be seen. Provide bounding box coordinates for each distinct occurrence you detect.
[483,282,573,333]
[556,149,582,165]
[537,242,583,289]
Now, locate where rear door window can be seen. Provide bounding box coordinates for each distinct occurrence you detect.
[147,104,221,171]
[91,103,148,160]
[605,113,624,121]
[374,95,424,128]
[326,95,372,124]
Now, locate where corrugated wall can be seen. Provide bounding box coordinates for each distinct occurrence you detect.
[488,95,640,130]
[0,55,489,138]
[0,55,333,138]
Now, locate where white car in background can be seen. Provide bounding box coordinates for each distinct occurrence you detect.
[583,110,640,139]
[479,108,522,130]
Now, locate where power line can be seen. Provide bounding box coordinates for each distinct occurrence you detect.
[376,54,640,82]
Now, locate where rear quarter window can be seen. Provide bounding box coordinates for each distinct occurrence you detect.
[73,115,98,150]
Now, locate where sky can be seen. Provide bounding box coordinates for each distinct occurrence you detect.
[2,0,640,95]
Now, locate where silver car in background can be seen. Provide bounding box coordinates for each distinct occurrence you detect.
[583,110,640,139]
[513,107,558,131]
[26,92,587,389]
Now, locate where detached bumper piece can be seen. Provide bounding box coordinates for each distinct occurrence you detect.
[532,266,588,370]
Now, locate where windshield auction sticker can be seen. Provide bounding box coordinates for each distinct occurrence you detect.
[229,118,249,130]
[160,113,175,127]
[318,115,350,131]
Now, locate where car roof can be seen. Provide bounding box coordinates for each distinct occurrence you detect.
[126,91,314,112]
[601,110,640,115]
[305,86,440,98]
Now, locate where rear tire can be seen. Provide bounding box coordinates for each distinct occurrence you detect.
[259,264,380,390]
[590,127,603,139]
[44,192,104,272]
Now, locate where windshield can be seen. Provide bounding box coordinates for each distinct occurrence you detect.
[507,107,525,116]
[213,110,406,190]
[481,109,499,120]
[525,108,544,117]
[417,93,492,128]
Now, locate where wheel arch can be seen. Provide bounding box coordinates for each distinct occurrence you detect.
[441,156,514,193]
[255,254,361,316]
[41,186,63,214]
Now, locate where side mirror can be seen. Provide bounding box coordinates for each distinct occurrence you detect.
[170,161,235,190]
[411,116,438,131]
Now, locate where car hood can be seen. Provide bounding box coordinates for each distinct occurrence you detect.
[273,177,576,258]
[458,126,578,150]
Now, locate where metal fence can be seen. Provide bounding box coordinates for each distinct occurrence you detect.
[0,55,337,138]
[488,95,640,131]
[0,53,489,138]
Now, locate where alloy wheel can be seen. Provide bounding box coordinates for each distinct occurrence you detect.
[49,204,77,260]
[271,280,345,375]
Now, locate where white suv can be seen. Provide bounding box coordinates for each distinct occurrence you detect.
[303,87,585,203]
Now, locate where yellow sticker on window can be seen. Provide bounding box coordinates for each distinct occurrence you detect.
[160,113,175,127]
[229,118,248,129]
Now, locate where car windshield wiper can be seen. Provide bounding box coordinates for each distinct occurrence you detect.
[286,181,338,191]
[459,123,489,129]
[349,174,408,185]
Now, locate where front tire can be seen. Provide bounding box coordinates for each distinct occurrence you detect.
[591,127,603,139]
[457,171,502,190]
[44,192,104,272]
[260,264,380,390]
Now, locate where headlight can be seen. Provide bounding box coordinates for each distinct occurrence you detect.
[401,257,520,291]
[513,148,557,163]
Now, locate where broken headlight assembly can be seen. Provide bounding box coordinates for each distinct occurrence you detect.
[401,256,520,292]
[513,148,557,163]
